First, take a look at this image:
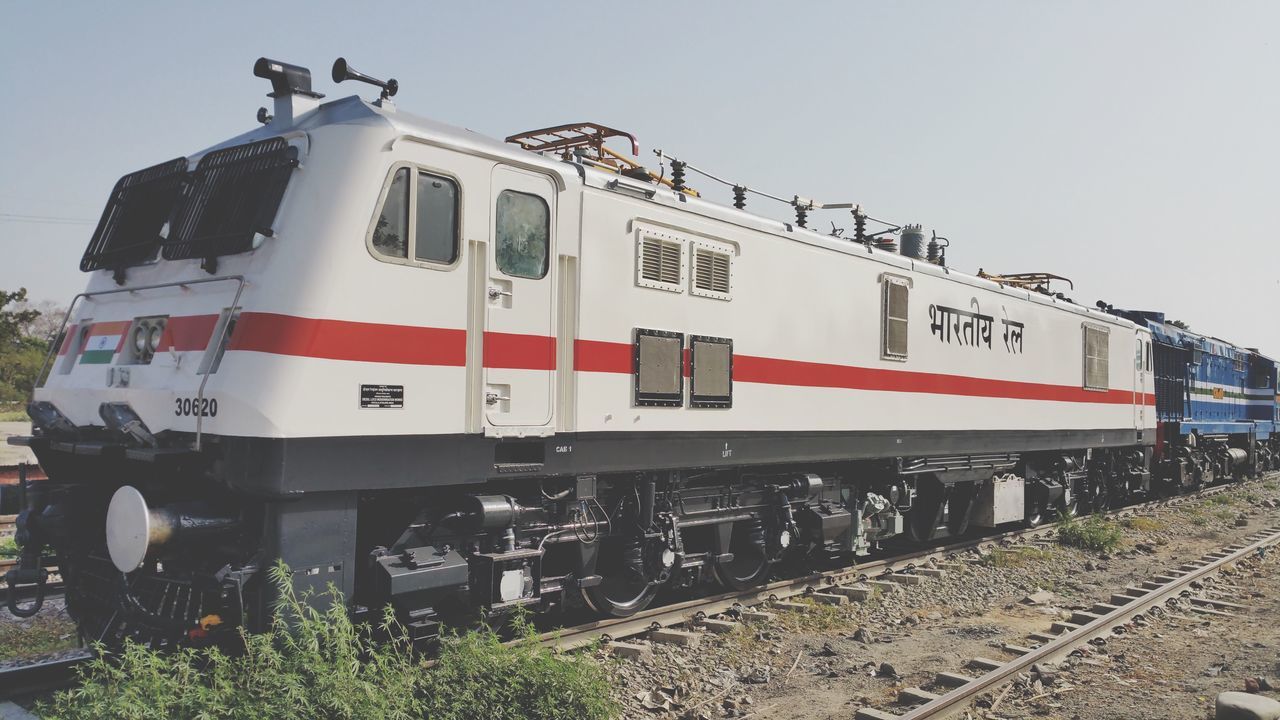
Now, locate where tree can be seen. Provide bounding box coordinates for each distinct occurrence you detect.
[13,298,66,342]
[0,289,50,404]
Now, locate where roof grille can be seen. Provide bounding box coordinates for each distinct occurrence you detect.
[162,137,298,262]
[692,247,731,296]
[640,236,682,286]
[80,157,189,272]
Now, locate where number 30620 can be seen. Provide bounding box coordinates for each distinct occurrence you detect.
[175,397,218,417]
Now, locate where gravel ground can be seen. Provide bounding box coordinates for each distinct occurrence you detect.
[0,596,81,669]
[598,478,1280,720]
[1025,543,1280,720]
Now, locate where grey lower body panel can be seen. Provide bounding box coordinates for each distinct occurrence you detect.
[217,427,1151,495]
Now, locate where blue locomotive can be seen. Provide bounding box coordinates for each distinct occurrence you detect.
[1104,307,1277,489]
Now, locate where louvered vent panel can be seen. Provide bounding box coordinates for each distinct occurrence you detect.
[163,137,298,261]
[693,248,731,295]
[80,157,189,272]
[640,236,682,285]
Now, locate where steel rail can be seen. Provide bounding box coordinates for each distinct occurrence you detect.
[534,478,1249,651]
[0,653,91,700]
[892,523,1280,720]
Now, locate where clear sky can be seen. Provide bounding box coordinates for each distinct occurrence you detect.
[1,1,1276,356]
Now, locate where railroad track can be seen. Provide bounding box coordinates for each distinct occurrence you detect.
[0,463,46,485]
[0,654,92,701]
[529,479,1251,654]
[0,553,66,606]
[852,523,1280,719]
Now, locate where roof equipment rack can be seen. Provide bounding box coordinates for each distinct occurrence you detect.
[506,122,698,196]
[977,271,1074,293]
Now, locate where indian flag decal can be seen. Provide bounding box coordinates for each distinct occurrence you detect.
[80,321,131,364]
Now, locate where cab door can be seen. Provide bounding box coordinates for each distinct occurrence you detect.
[1135,331,1148,434]
[483,166,556,431]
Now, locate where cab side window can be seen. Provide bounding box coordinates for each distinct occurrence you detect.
[495,190,549,279]
[416,172,458,263]
[370,166,460,265]
[372,168,410,258]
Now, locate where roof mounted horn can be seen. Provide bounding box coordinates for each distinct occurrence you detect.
[331,57,398,102]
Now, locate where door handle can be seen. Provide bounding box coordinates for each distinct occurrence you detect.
[487,287,512,300]
[485,391,511,405]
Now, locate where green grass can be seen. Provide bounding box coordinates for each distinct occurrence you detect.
[0,406,27,422]
[1213,508,1237,521]
[1055,514,1124,553]
[983,547,1054,568]
[0,537,18,559]
[1187,511,1210,527]
[39,563,619,720]
[0,612,79,660]
[773,596,847,633]
[422,620,618,720]
[1122,516,1165,533]
[1264,481,1279,491]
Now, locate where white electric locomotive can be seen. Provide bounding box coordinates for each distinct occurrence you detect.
[8,58,1155,644]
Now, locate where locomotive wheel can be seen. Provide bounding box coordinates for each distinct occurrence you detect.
[713,520,772,591]
[1024,499,1045,528]
[581,537,660,617]
[582,574,659,617]
[1056,495,1079,519]
[1087,486,1111,512]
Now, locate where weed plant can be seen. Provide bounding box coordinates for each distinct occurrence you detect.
[0,402,29,422]
[39,563,618,720]
[983,547,1054,568]
[1122,517,1165,533]
[1055,514,1123,553]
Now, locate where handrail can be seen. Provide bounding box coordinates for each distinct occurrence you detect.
[32,275,246,453]
[194,280,246,450]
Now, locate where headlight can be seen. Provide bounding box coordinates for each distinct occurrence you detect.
[133,325,149,355]
[147,324,164,353]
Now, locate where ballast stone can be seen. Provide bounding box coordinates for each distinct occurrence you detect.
[607,641,652,661]
[650,628,700,647]
[1215,691,1280,720]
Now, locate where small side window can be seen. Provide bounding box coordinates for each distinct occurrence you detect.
[415,172,459,264]
[369,167,460,266]
[372,168,410,259]
[881,276,910,360]
[1146,341,1152,371]
[1083,324,1110,390]
[496,190,549,279]
[633,328,683,407]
